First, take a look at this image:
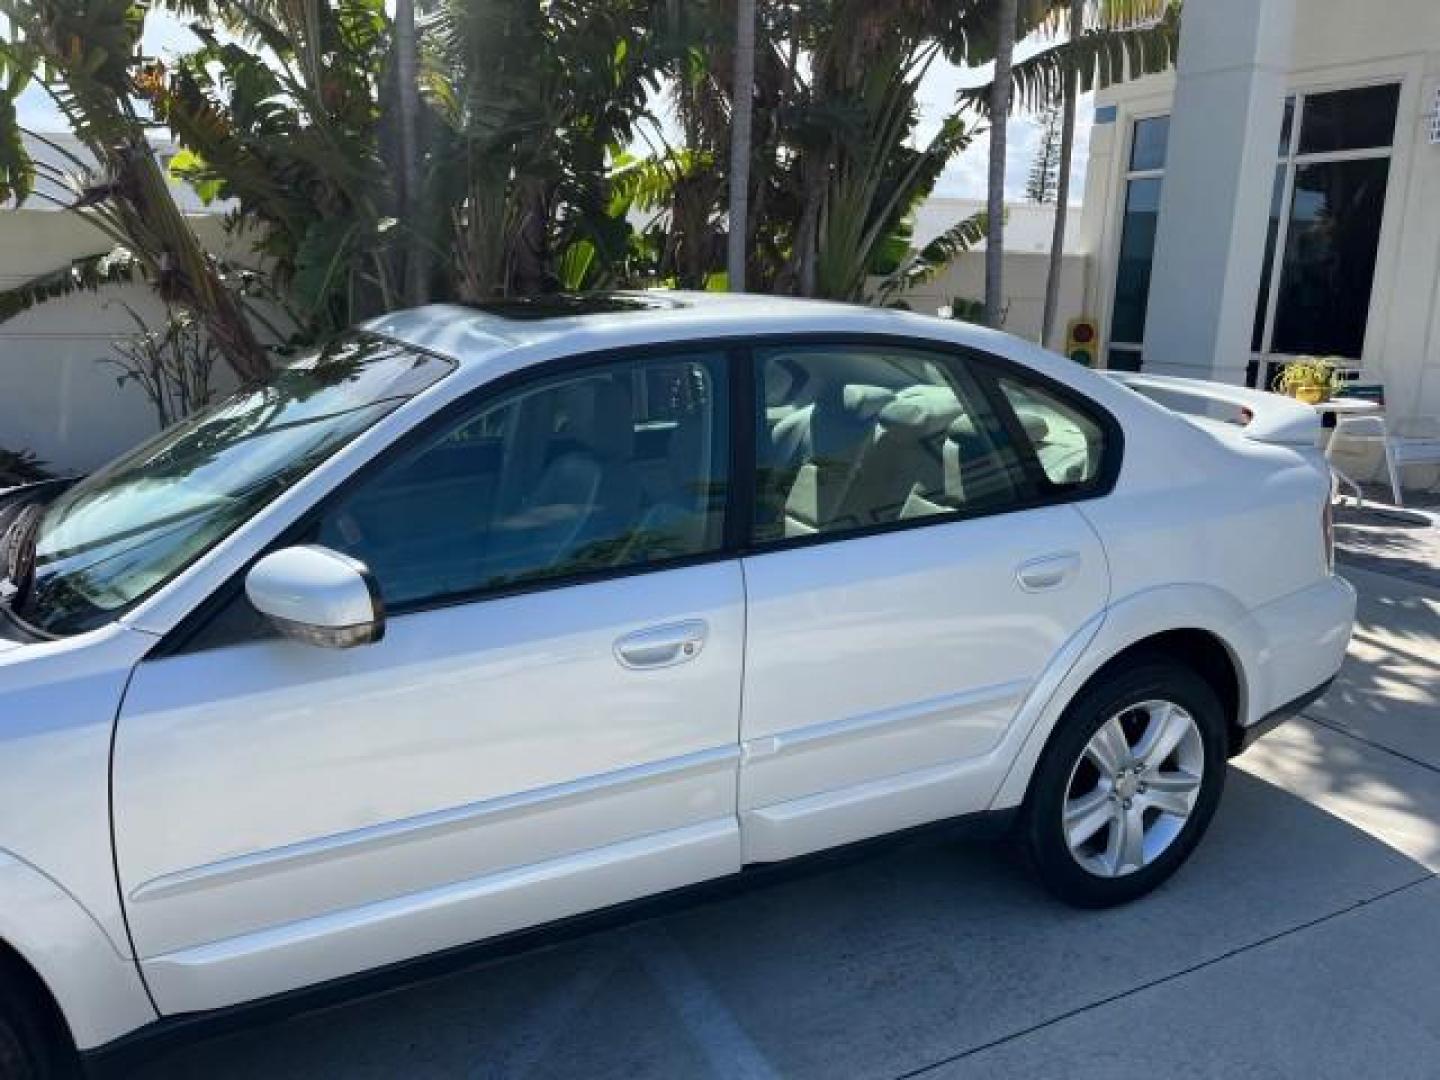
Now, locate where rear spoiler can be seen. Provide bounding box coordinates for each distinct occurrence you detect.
[1105,371,1320,449]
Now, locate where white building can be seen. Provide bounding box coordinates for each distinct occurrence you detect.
[888,196,1086,341]
[1079,0,1440,443]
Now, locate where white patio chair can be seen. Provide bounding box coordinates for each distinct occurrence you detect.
[1327,390,1440,508]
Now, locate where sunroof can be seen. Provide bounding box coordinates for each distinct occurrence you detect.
[462,293,686,321]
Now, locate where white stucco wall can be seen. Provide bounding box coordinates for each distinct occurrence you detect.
[1081,0,1440,469]
[885,249,1089,352]
[0,211,242,473]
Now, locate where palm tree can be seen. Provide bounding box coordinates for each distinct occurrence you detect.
[394,0,427,305]
[1040,0,1084,346]
[959,0,1181,340]
[424,0,663,299]
[1041,0,1175,346]
[726,0,756,291]
[984,0,1018,329]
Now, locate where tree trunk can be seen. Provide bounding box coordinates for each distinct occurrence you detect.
[727,0,757,292]
[795,162,823,298]
[395,0,427,306]
[119,140,271,382]
[984,0,1017,329]
[1041,0,1084,348]
[198,284,271,383]
[510,180,551,295]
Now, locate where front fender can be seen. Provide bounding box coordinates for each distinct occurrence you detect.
[988,582,1262,811]
[0,851,155,1050]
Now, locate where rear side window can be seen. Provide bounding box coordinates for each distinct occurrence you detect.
[752,345,1027,543]
[994,376,1108,489]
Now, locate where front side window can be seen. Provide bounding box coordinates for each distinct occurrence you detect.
[315,352,728,608]
[753,345,1025,542]
[8,336,452,637]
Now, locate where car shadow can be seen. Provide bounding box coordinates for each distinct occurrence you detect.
[135,766,1432,1080]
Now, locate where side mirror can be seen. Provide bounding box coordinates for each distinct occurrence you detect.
[245,545,384,648]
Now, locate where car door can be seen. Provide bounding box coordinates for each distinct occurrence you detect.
[738,341,1113,862]
[113,348,744,1014]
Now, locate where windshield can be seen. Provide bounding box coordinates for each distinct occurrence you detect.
[9,334,453,637]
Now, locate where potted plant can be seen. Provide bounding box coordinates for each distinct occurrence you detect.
[1273,357,1342,404]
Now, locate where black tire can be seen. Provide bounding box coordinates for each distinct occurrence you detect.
[0,960,76,1080]
[1021,658,1228,908]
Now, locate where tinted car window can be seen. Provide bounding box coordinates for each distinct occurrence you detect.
[317,353,728,607]
[752,345,1025,543]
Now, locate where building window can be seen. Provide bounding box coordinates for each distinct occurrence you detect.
[1107,115,1169,372]
[1250,83,1399,387]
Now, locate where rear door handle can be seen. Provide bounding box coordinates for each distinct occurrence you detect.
[1016,553,1082,592]
[614,620,708,670]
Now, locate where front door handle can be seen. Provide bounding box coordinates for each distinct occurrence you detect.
[614,620,708,670]
[1016,552,1082,592]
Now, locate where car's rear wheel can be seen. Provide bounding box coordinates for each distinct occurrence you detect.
[0,962,75,1080]
[1022,659,1228,908]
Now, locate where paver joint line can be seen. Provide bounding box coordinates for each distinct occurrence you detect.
[888,871,1438,1080]
[1302,713,1440,777]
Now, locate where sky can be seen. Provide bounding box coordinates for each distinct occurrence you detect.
[14,18,1090,205]
[921,36,1093,204]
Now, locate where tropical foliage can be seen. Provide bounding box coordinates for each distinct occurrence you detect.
[141,0,400,343]
[0,0,1183,372]
[0,0,270,378]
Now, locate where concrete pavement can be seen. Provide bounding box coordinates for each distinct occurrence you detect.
[136,560,1440,1080]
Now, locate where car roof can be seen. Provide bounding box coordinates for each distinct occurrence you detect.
[356,291,1146,429]
[360,291,1003,368]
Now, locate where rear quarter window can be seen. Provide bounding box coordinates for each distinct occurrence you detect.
[994,376,1109,490]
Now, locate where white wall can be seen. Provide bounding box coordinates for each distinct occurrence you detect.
[885,249,1089,352]
[0,211,240,473]
[910,197,1081,254]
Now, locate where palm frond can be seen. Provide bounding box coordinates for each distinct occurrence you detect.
[1092,0,1174,30]
[0,247,142,322]
[0,45,37,205]
[958,7,1180,116]
[875,210,990,305]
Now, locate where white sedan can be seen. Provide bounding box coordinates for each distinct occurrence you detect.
[0,293,1354,1074]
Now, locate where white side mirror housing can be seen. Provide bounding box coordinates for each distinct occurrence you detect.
[245,545,384,648]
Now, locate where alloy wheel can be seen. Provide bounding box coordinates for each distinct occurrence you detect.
[1061,699,1205,878]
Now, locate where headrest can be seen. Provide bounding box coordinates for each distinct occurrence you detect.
[877,385,964,439]
[946,409,1049,445]
[840,384,895,422]
[808,383,889,458]
[947,414,978,442]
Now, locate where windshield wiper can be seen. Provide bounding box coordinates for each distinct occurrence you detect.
[0,503,44,608]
